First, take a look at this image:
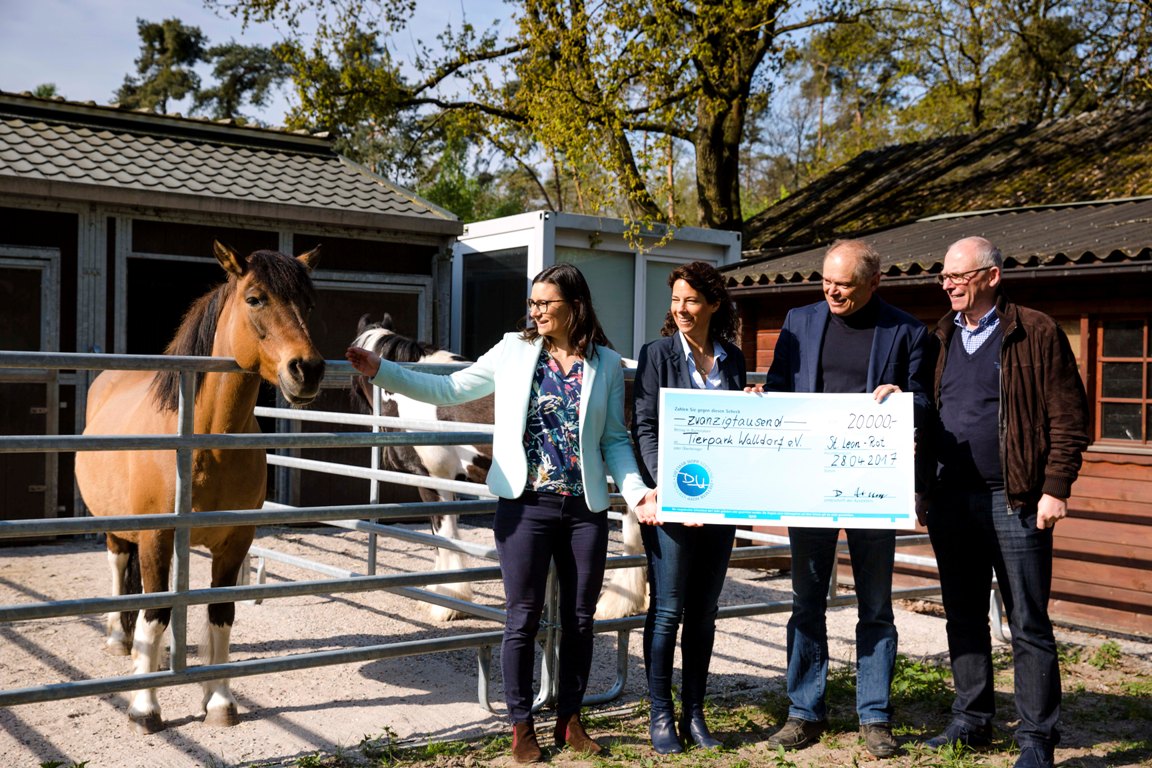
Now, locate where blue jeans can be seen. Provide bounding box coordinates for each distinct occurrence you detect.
[785,527,897,724]
[927,489,1060,751]
[641,522,735,715]
[493,491,608,724]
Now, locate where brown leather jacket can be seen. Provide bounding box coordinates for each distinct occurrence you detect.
[932,294,1089,507]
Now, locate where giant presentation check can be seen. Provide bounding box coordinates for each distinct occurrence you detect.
[656,389,915,529]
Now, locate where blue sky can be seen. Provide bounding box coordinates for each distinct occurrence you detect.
[0,0,509,125]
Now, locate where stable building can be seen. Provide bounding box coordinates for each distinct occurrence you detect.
[0,90,462,522]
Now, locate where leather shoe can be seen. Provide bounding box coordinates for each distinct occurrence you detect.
[925,721,993,750]
[554,712,604,756]
[1014,746,1055,768]
[680,711,723,749]
[766,717,826,750]
[860,722,900,758]
[511,721,542,764]
[649,709,683,754]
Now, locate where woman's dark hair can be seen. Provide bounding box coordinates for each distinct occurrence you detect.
[520,262,611,359]
[659,261,740,343]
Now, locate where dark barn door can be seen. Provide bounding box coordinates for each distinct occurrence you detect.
[0,257,57,526]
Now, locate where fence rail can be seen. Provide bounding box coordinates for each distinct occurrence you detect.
[0,350,955,718]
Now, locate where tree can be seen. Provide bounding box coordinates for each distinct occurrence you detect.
[216,0,863,231]
[32,83,60,99]
[771,0,1152,194]
[116,18,207,113]
[193,43,292,121]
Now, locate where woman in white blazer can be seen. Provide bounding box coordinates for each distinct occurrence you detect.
[346,263,655,763]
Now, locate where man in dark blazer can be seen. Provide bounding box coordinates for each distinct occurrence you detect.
[764,239,934,758]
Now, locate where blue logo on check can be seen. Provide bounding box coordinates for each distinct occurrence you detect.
[675,462,712,498]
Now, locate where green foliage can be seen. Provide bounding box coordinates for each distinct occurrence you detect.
[116,18,206,113]
[1119,677,1152,697]
[193,42,291,121]
[212,0,866,233]
[113,16,289,125]
[754,0,1152,210]
[889,655,953,707]
[1089,640,1123,670]
[1057,642,1083,666]
[766,744,801,767]
[415,135,529,223]
[32,83,60,99]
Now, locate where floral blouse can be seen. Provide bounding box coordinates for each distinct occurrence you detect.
[523,351,584,495]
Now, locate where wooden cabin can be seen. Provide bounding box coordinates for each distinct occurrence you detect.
[729,106,1152,637]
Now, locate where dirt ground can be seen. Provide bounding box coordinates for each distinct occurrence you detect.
[1,523,1150,768]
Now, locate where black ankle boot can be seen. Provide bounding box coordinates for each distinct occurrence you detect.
[679,709,722,750]
[649,708,683,754]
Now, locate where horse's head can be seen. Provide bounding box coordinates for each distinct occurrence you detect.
[348,314,466,413]
[349,314,397,413]
[214,241,326,407]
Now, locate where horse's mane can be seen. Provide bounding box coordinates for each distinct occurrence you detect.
[150,250,317,412]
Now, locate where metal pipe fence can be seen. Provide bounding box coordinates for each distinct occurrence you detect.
[0,350,957,718]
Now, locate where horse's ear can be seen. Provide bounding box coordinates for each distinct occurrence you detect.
[381,313,394,331]
[213,241,246,276]
[296,245,321,271]
[356,313,373,335]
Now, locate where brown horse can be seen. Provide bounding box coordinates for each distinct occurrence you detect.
[74,242,325,734]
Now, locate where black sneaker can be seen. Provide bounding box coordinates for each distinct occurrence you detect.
[766,718,827,750]
[924,721,993,750]
[860,722,900,757]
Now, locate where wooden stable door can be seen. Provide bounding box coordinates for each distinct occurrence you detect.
[0,255,59,524]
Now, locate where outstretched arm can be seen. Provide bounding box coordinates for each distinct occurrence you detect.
[345,346,381,378]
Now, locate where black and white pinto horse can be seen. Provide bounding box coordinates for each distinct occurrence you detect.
[349,314,647,621]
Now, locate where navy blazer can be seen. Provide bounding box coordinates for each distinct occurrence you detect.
[631,334,748,487]
[766,297,935,488]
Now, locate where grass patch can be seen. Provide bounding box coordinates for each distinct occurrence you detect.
[1088,640,1122,670]
[890,655,953,708]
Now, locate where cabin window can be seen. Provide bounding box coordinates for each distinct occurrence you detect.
[1095,318,1151,443]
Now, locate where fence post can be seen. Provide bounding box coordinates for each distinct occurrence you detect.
[168,370,196,672]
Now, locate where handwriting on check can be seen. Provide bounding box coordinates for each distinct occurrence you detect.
[676,408,901,469]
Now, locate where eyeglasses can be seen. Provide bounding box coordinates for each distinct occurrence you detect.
[526,298,567,313]
[937,266,993,285]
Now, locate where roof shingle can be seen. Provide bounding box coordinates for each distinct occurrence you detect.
[0,92,458,230]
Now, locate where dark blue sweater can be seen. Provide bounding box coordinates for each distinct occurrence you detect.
[937,326,1004,490]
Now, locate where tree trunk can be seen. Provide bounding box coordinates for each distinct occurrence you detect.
[694,94,747,232]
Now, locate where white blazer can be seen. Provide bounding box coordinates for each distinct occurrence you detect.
[370,332,649,512]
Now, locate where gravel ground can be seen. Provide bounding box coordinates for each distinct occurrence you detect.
[2,522,1149,768]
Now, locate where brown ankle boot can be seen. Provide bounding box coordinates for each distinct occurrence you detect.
[512,721,543,763]
[554,713,604,755]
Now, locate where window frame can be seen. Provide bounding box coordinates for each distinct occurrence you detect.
[1093,315,1151,445]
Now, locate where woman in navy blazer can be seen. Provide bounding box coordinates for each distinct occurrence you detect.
[347,263,655,763]
[631,261,747,753]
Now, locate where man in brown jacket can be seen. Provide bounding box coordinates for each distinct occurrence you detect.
[919,236,1089,768]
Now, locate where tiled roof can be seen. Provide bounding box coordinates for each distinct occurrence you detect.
[743,105,1152,253]
[723,197,1152,290]
[0,92,459,233]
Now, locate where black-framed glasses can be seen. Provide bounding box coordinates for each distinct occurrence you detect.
[526,298,567,313]
[937,266,993,285]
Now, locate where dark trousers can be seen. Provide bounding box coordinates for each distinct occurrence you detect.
[927,489,1061,751]
[785,526,898,724]
[641,522,735,715]
[493,490,608,724]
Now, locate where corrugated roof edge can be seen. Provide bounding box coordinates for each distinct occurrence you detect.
[722,197,1152,290]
